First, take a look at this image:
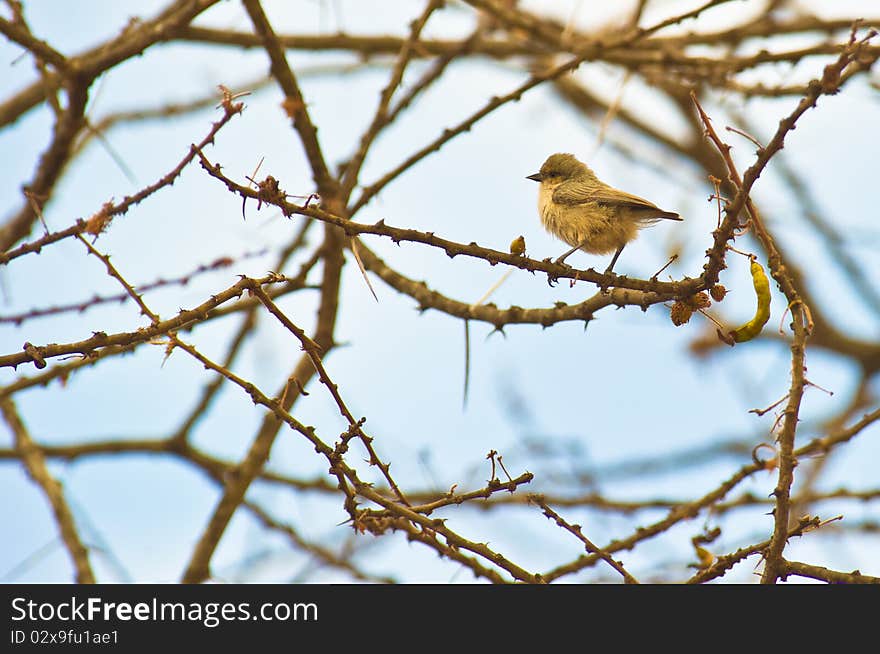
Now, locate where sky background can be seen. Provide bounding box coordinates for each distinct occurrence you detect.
[1,0,878,582]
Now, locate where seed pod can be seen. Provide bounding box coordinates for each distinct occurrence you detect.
[509,235,526,256]
[670,301,693,326]
[693,544,715,569]
[728,259,771,343]
[686,292,711,310]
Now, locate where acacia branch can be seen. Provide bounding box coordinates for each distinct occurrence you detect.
[781,560,880,584]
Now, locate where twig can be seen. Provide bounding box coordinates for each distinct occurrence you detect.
[0,0,224,250]
[1,398,95,583]
[2,97,243,265]
[241,499,395,584]
[531,495,640,584]
[241,0,333,193]
[780,559,880,584]
[543,460,763,582]
[340,0,444,199]
[0,273,290,370]
[247,283,410,506]
[0,250,266,325]
[174,337,355,583]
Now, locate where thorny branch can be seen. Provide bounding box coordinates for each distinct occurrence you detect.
[691,27,879,583]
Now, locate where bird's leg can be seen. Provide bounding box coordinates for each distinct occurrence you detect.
[604,244,625,274]
[548,240,586,287]
[554,240,587,265]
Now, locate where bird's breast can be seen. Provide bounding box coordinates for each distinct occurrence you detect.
[537,184,588,247]
[536,184,635,255]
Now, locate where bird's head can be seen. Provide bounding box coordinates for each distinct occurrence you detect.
[526,153,594,186]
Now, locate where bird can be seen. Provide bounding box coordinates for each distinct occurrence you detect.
[526,153,681,274]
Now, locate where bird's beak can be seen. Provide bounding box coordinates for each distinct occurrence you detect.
[526,173,542,182]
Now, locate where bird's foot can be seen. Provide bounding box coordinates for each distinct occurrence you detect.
[545,257,572,287]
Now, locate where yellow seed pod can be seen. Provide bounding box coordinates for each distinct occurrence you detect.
[729,258,771,343]
[509,235,526,256]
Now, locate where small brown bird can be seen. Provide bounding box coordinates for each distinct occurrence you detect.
[527,153,681,273]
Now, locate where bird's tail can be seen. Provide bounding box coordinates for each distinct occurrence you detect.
[637,210,682,226]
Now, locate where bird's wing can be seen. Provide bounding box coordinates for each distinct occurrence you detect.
[550,180,597,207]
[553,181,680,221]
